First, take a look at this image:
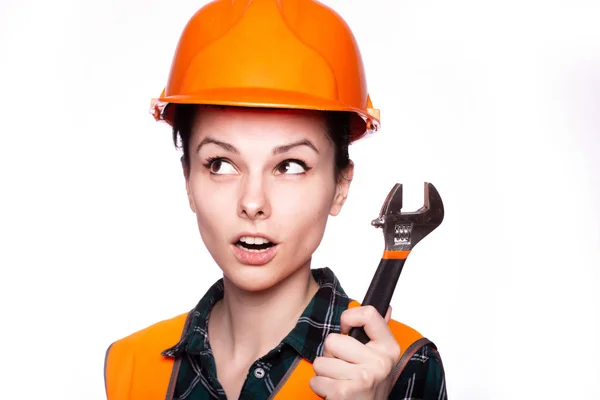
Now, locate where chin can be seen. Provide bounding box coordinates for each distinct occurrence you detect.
[223,263,295,293]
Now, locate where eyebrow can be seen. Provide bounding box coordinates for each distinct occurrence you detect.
[196,137,319,155]
[196,137,239,155]
[272,139,319,155]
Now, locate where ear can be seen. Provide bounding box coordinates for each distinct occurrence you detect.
[183,159,197,214]
[329,160,354,216]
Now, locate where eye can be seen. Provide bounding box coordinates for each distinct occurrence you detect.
[204,158,238,175]
[275,159,309,175]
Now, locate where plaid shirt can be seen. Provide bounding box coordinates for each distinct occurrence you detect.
[162,268,447,399]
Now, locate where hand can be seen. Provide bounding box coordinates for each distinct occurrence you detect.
[309,305,401,400]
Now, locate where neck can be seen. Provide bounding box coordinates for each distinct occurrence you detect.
[209,263,320,363]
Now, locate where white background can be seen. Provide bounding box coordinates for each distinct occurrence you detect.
[1,0,599,398]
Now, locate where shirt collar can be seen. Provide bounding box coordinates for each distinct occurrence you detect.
[162,267,350,362]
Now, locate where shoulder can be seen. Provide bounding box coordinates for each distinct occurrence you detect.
[104,312,190,397]
[104,312,190,377]
[387,318,424,348]
[107,312,190,354]
[384,315,447,399]
[389,341,447,400]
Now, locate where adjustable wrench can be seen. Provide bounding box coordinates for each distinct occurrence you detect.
[349,182,445,344]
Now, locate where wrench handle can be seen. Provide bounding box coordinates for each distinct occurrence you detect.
[348,256,407,344]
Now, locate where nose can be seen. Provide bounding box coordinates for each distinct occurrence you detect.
[238,174,271,220]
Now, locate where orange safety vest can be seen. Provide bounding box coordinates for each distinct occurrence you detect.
[104,300,430,399]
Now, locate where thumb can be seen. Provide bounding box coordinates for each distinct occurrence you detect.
[384,305,392,323]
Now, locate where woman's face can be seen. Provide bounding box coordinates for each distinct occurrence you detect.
[185,106,352,292]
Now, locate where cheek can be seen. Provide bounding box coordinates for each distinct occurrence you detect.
[274,179,335,245]
[189,180,233,240]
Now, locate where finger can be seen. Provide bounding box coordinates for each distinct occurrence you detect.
[322,332,373,364]
[309,375,336,398]
[340,306,395,344]
[313,356,356,380]
[384,305,392,323]
[311,376,361,400]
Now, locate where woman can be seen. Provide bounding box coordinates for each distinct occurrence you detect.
[104,1,447,399]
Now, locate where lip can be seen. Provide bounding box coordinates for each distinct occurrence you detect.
[231,242,279,266]
[232,232,279,245]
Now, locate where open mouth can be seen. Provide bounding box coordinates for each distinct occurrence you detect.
[235,236,276,252]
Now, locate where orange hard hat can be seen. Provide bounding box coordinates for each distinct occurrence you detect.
[150,0,380,142]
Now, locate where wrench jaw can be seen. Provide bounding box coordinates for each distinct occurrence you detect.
[348,182,445,344]
[370,183,401,229]
[379,183,403,218]
[372,182,445,254]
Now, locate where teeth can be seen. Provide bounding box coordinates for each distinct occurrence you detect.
[255,237,269,245]
[236,243,270,252]
[241,236,255,245]
[240,236,271,245]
